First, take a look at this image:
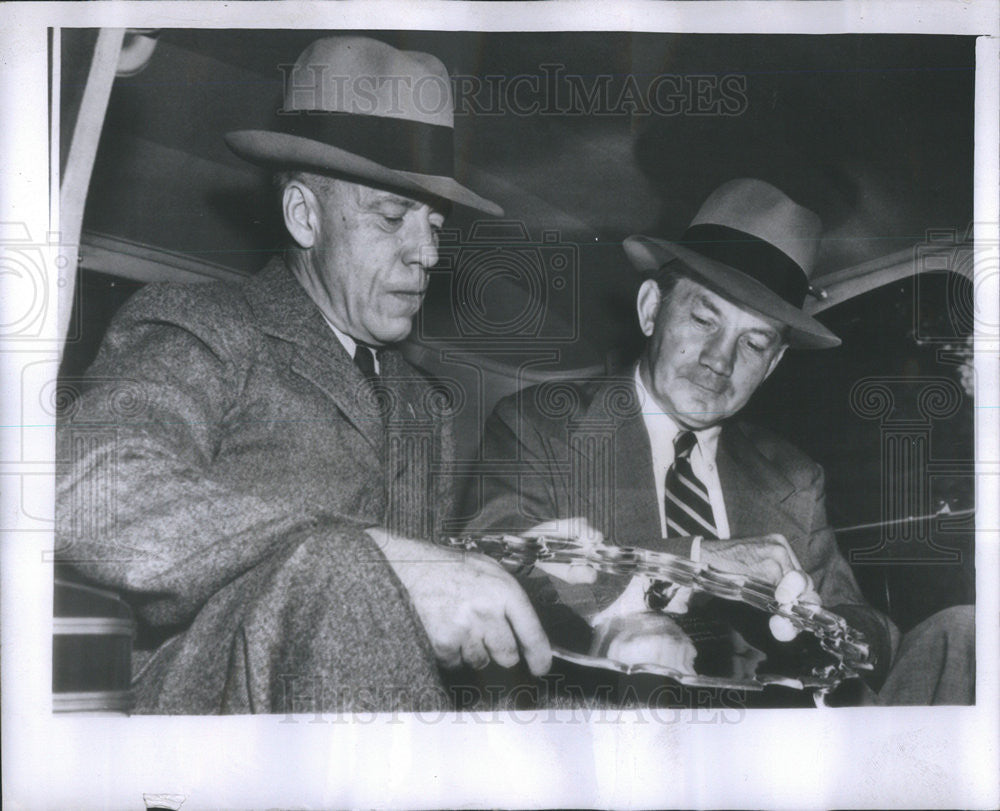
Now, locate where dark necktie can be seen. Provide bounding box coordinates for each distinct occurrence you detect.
[352,343,379,383]
[664,431,719,540]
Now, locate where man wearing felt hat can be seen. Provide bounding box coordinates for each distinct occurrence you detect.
[470,178,974,704]
[57,36,552,714]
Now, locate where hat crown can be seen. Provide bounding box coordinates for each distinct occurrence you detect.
[689,178,821,278]
[225,35,502,216]
[622,178,839,348]
[284,36,454,128]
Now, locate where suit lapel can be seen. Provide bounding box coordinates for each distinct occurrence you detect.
[245,259,383,450]
[610,409,663,548]
[575,378,661,548]
[717,423,809,541]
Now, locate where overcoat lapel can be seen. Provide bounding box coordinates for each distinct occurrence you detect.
[245,260,384,451]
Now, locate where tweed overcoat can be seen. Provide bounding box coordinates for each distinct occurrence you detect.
[466,376,896,682]
[56,259,456,713]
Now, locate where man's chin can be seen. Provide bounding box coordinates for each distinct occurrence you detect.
[371,320,415,346]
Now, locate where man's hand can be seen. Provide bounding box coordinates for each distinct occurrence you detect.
[700,533,821,641]
[522,517,601,584]
[590,612,697,673]
[366,528,552,675]
[700,533,807,585]
[769,568,821,641]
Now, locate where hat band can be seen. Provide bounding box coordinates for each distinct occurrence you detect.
[680,224,809,307]
[276,111,455,177]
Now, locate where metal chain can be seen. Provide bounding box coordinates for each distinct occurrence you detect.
[441,533,875,676]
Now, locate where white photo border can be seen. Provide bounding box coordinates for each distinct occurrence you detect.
[1,2,997,809]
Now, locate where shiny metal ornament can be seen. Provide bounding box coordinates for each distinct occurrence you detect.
[441,533,875,695]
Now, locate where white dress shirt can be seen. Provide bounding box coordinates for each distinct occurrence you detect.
[590,365,731,624]
[635,365,730,542]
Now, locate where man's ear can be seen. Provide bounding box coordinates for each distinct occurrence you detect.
[763,343,787,380]
[636,279,662,337]
[282,181,320,249]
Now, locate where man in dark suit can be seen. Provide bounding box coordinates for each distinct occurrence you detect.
[469,179,974,704]
[56,36,551,714]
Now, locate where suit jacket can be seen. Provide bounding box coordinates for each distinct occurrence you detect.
[466,376,895,682]
[56,258,454,712]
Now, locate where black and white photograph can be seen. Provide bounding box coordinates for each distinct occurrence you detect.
[2,2,998,808]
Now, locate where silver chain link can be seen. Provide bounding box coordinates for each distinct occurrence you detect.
[441,533,875,677]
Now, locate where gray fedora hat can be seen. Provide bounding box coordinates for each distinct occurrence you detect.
[624,178,840,349]
[225,36,502,216]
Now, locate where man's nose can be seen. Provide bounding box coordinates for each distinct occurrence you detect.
[403,214,440,269]
[700,331,736,376]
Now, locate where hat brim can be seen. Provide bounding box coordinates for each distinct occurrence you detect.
[624,234,841,349]
[225,130,503,217]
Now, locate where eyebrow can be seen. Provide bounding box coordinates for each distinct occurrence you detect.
[693,294,722,317]
[367,193,445,219]
[368,193,418,209]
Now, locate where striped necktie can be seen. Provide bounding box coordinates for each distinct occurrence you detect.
[647,430,720,610]
[664,431,719,540]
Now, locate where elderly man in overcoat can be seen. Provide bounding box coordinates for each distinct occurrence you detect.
[468,179,974,705]
[56,36,551,714]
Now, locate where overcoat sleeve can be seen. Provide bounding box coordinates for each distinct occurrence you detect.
[56,284,398,629]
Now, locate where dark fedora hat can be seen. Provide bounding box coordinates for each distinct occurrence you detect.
[624,178,840,349]
[225,36,502,216]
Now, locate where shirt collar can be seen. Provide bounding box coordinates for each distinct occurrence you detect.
[321,316,383,374]
[323,316,358,359]
[633,364,722,462]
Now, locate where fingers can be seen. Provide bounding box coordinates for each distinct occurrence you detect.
[460,635,491,670]
[770,569,820,642]
[524,516,604,545]
[437,581,550,674]
[596,613,698,673]
[503,585,553,676]
[536,560,598,584]
[481,622,519,669]
[564,562,598,584]
[774,569,810,603]
[769,614,799,642]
